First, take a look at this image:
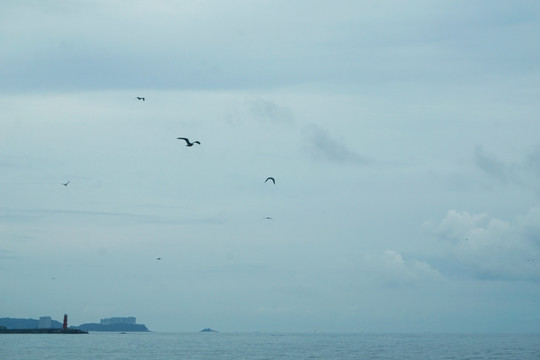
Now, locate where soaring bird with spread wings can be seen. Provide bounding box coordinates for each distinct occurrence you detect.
[265,177,275,184]
[177,137,201,146]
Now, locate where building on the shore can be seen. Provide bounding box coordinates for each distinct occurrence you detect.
[38,316,52,329]
[100,317,136,325]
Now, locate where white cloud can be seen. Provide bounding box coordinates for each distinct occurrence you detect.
[359,250,442,287]
[433,209,540,281]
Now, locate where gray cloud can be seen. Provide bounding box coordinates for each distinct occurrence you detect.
[206,263,270,275]
[2,1,539,93]
[525,148,540,178]
[305,124,371,165]
[474,146,540,192]
[0,249,17,260]
[0,207,224,227]
[474,146,509,183]
[246,98,293,124]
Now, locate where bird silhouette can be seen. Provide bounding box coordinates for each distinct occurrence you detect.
[265,177,275,184]
[177,137,201,146]
[263,217,273,220]
[157,257,162,261]
[62,181,70,186]
[136,97,145,101]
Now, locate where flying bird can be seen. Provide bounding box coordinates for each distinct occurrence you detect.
[177,137,201,146]
[136,97,145,101]
[263,217,273,220]
[157,257,162,261]
[62,181,70,186]
[265,177,275,184]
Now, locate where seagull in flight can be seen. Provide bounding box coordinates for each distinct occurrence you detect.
[136,97,145,101]
[177,137,201,146]
[62,181,70,186]
[265,177,275,184]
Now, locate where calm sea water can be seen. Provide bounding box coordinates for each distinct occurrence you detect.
[1,332,539,360]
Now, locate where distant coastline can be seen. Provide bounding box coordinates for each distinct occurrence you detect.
[74,323,149,332]
[0,327,87,334]
[0,317,149,333]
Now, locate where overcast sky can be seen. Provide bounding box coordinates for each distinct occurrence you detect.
[1,0,540,333]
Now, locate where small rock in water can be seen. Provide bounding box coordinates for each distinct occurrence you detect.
[200,328,218,332]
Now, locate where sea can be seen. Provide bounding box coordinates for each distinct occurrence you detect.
[1,332,539,360]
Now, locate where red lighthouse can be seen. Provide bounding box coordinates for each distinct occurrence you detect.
[63,314,68,330]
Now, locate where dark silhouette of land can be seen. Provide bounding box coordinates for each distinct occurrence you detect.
[0,327,87,334]
[0,318,87,334]
[75,323,149,332]
[0,318,62,329]
[200,328,218,332]
[0,317,149,333]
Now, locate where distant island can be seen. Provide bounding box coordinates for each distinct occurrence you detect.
[200,328,218,332]
[74,322,149,332]
[0,316,149,333]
